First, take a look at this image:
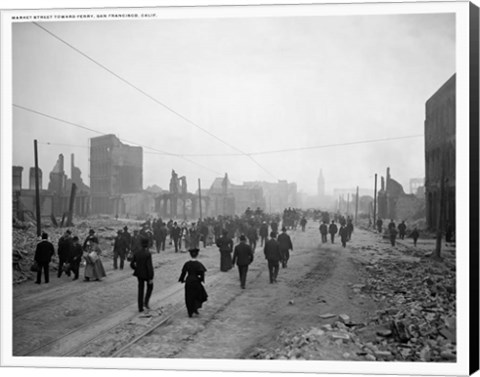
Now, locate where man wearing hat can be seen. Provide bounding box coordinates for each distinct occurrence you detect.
[130,237,154,312]
[171,222,182,253]
[57,229,73,278]
[34,232,55,284]
[278,227,293,268]
[232,235,254,289]
[113,229,128,270]
[264,232,282,284]
[259,221,269,247]
[122,226,132,252]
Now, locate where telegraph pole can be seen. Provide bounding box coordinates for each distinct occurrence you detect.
[34,140,41,236]
[198,178,203,221]
[434,164,446,259]
[373,174,378,229]
[355,186,359,225]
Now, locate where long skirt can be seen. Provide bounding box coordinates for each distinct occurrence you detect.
[219,250,232,271]
[185,281,208,317]
[85,259,106,280]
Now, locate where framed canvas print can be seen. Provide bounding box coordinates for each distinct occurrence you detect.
[1,1,478,377]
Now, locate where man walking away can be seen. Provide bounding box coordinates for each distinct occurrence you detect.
[34,232,55,284]
[410,227,419,247]
[232,235,254,289]
[300,216,307,232]
[130,238,154,312]
[264,232,282,284]
[319,221,328,243]
[376,218,383,234]
[171,222,181,253]
[70,236,83,280]
[329,221,338,244]
[57,230,73,278]
[278,227,293,268]
[259,221,268,247]
[398,220,407,240]
[389,225,398,246]
[339,225,348,248]
[113,229,127,270]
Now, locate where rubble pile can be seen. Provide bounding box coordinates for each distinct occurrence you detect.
[353,256,457,362]
[251,322,364,361]
[11,217,141,284]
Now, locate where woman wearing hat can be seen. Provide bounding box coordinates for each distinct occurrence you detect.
[83,239,106,281]
[178,248,208,318]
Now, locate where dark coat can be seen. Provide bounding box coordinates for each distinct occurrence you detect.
[232,242,254,266]
[319,223,328,235]
[339,226,348,242]
[264,238,281,262]
[114,235,128,253]
[329,223,338,235]
[259,224,269,238]
[171,226,181,240]
[277,232,293,252]
[178,260,208,316]
[216,235,233,252]
[130,247,154,280]
[57,236,73,260]
[34,240,55,264]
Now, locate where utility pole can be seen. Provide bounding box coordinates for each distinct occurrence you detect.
[347,193,350,215]
[34,140,41,236]
[198,178,203,221]
[434,164,446,259]
[66,183,77,227]
[373,174,377,229]
[355,186,359,225]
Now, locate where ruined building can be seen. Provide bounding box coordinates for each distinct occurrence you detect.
[90,134,143,214]
[377,167,425,222]
[424,74,456,230]
[13,154,91,221]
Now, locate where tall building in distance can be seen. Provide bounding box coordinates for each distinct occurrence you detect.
[424,74,456,230]
[317,169,325,198]
[90,134,143,214]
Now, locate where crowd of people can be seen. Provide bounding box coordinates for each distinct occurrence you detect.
[32,207,427,319]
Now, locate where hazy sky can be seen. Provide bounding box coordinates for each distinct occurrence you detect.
[12,10,455,195]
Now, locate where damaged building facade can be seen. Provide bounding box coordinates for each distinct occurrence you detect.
[90,134,149,215]
[424,74,456,231]
[377,167,425,222]
[154,173,295,219]
[12,153,90,222]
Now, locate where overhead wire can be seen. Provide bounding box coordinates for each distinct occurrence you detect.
[35,133,424,157]
[32,22,279,181]
[13,104,229,180]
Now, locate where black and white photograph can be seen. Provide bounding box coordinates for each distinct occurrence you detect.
[1,0,478,376]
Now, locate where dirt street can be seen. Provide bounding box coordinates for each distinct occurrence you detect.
[13,220,456,362]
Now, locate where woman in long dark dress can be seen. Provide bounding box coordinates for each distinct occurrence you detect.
[178,248,208,318]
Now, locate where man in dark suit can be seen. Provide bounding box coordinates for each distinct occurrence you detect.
[57,229,73,278]
[278,227,293,268]
[70,236,83,280]
[34,232,55,284]
[130,238,154,312]
[232,235,254,289]
[264,232,282,284]
[171,222,182,253]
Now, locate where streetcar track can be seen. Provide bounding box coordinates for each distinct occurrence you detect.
[21,266,230,357]
[16,228,305,358]
[112,267,266,358]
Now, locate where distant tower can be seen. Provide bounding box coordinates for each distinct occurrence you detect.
[317,169,325,198]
